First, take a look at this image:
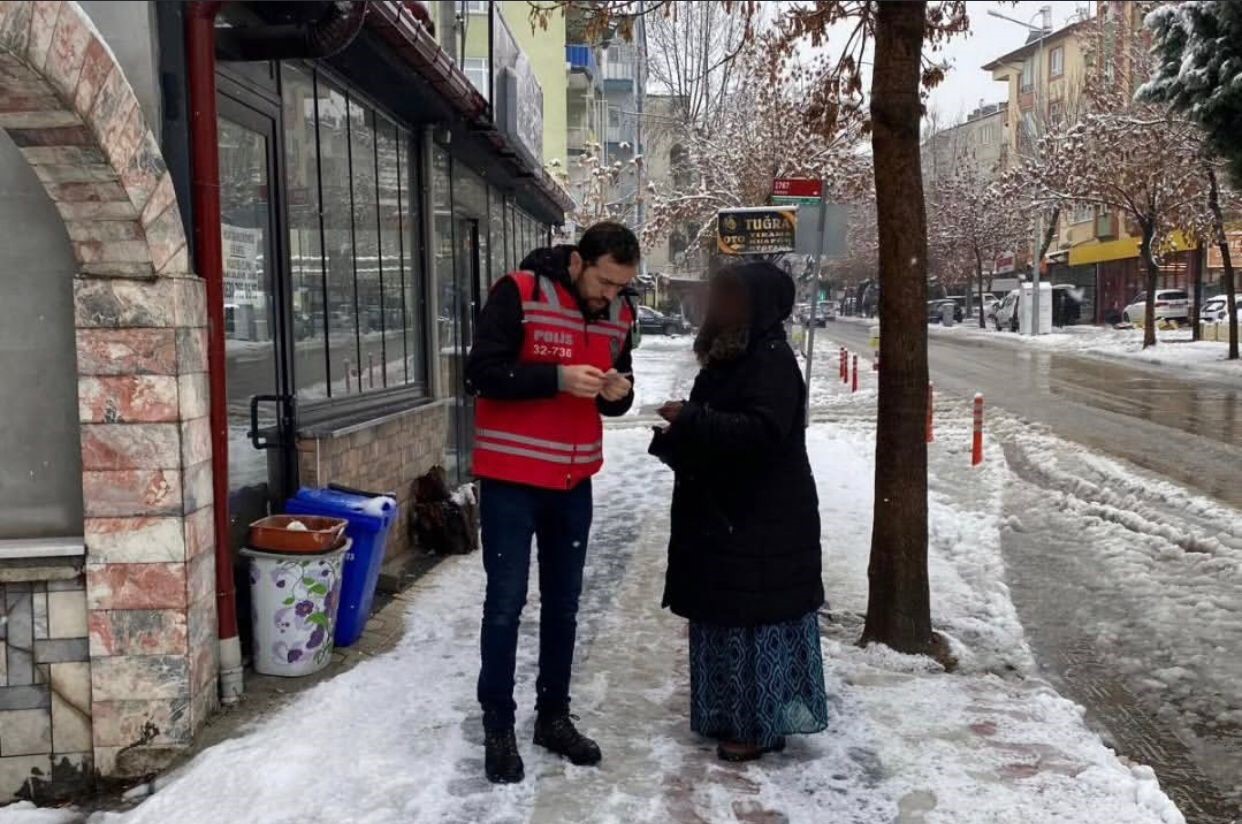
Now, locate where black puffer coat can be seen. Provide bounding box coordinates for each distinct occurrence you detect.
[650,263,823,628]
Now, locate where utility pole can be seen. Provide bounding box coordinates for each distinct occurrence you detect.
[988,5,1052,335]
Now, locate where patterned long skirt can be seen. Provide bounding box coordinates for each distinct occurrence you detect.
[688,611,829,748]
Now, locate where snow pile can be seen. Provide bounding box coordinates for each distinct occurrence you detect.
[0,804,79,824]
[927,323,1241,382]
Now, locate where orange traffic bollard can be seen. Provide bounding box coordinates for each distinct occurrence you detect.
[926,382,935,444]
[971,393,984,466]
[851,354,859,393]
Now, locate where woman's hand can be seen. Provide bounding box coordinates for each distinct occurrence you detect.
[658,400,685,423]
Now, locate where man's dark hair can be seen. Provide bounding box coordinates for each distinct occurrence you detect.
[578,221,640,267]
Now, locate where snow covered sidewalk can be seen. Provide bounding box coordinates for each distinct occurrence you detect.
[3,343,1187,824]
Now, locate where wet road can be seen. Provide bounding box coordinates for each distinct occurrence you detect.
[821,322,1242,508]
[823,322,1242,822]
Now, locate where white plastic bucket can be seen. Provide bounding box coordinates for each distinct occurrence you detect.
[241,540,349,677]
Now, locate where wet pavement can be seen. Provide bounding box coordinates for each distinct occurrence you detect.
[1000,439,1242,823]
[821,322,1242,508]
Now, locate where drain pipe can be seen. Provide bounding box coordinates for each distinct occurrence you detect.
[187,0,243,705]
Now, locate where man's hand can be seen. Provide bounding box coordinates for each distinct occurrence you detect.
[560,365,606,399]
[600,369,633,402]
[657,400,684,423]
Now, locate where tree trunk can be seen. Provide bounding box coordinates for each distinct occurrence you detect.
[861,0,933,655]
[975,245,986,328]
[1206,165,1239,360]
[1039,206,1061,264]
[1140,222,1159,349]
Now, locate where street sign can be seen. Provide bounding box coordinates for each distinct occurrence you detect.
[772,178,823,207]
[994,250,1016,274]
[717,207,798,255]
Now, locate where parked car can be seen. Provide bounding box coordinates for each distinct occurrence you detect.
[995,289,1021,332]
[981,294,1001,323]
[636,305,691,336]
[813,301,837,326]
[927,298,963,324]
[1122,290,1190,325]
[1200,293,1242,324]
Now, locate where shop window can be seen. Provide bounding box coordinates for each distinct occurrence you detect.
[432,145,456,401]
[397,137,427,386]
[490,186,507,282]
[376,117,408,387]
[279,66,427,404]
[282,66,329,400]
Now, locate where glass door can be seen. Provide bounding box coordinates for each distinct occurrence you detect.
[450,218,481,485]
[217,97,298,597]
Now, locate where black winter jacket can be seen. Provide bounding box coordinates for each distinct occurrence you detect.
[650,264,823,627]
[464,245,635,417]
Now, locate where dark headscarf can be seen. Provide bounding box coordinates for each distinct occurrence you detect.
[694,260,796,366]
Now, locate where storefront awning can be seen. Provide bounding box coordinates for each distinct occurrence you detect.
[1068,231,1198,267]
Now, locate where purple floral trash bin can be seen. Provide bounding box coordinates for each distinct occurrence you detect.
[241,540,349,677]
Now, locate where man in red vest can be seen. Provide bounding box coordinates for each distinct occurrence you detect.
[466,222,640,784]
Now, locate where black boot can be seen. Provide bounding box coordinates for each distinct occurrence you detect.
[484,728,525,784]
[533,713,602,766]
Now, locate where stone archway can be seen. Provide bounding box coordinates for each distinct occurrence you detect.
[0,1,217,786]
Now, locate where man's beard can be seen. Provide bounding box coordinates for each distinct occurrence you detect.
[693,321,750,366]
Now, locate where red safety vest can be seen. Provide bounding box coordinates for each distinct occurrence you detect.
[472,271,634,490]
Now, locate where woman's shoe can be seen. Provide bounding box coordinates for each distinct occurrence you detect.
[716,741,765,762]
[763,737,787,754]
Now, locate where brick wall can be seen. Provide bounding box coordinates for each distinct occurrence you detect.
[297,402,449,571]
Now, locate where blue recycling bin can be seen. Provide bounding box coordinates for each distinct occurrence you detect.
[284,487,398,647]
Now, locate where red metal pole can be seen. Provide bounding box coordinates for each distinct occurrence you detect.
[926,382,934,443]
[851,354,859,393]
[188,1,241,699]
[972,393,984,466]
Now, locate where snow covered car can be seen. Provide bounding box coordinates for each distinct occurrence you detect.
[1200,294,1241,324]
[1122,290,1190,325]
[994,290,1020,332]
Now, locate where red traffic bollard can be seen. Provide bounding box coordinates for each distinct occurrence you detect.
[840,347,847,383]
[971,393,984,466]
[926,382,935,444]
[851,354,859,393]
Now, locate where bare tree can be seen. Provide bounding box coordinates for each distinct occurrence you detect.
[645,1,750,138]
[641,42,867,252]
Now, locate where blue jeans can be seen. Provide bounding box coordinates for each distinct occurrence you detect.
[478,479,593,731]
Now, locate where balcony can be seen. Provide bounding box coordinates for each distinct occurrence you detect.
[602,44,637,91]
[567,44,597,88]
[568,125,592,154]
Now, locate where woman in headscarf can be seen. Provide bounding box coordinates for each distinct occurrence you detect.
[650,260,828,762]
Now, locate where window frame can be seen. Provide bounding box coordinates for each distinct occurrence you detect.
[1049,45,1065,79]
[1020,57,1035,93]
[280,63,433,431]
[462,57,490,101]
